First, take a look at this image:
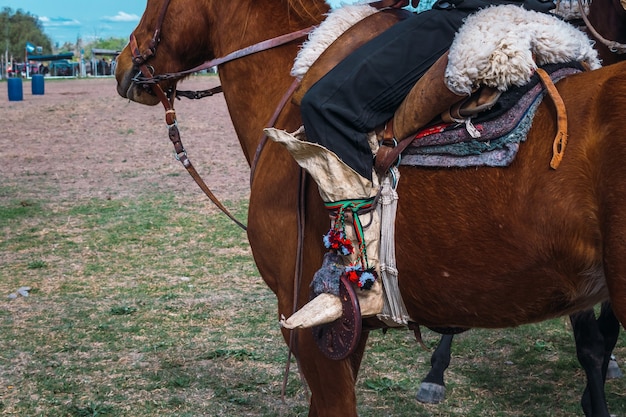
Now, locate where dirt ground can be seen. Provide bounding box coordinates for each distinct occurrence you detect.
[1,76,249,204]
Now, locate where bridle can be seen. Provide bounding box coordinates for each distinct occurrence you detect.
[127,0,314,232]
[129,0,178,103]
[125,0,423,230]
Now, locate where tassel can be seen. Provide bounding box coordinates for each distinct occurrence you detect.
[377,167,411,325]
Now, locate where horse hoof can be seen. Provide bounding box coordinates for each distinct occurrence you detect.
[607,359,623,379]
[416,382,446,404]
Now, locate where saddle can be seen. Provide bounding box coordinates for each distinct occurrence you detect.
[292,3,600,174]
[273,4,600,360]
[292,8,501,174]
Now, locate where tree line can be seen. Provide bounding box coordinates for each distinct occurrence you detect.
[1,7,128,60]
[1,7,52,59]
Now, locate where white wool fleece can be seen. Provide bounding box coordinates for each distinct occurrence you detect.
[291,5,378,80]
[445,5,601,95]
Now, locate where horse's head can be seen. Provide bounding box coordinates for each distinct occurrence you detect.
[115,0,214,105]
[117,0,329,106]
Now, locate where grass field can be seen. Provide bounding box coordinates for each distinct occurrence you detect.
[1,77,626,416]
[2,191,626,416]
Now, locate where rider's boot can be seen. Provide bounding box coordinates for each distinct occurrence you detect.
[264,127,383,329]
[375,51,467,174]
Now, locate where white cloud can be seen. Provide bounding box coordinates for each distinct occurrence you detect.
[103,11,140,23]
[39,16,81,28]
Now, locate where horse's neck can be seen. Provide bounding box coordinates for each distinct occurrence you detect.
[211,0,327,164]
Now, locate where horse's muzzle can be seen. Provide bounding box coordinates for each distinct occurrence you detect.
[116,68,161,106]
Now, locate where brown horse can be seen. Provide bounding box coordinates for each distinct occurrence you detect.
[116,1,626,415]
[418,2,626,414]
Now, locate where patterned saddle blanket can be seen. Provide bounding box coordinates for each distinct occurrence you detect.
[400,63,584,168]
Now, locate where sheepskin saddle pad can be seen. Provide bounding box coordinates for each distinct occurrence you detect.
[293,4,599,92]
[292,5,600,166]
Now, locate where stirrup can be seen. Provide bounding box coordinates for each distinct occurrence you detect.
[311,275,362,360]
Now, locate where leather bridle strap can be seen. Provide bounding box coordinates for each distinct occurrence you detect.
[133,26,316,86]
[129,30,173,110]
[129,20,314,230]
[167,116,249,230]
[130,0,172,67]
[129,35,248,231]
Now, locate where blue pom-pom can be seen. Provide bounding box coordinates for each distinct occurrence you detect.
[358,271,376,290]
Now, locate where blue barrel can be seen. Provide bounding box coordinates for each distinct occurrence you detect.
[32,74,45,95]
[8,77,23,101]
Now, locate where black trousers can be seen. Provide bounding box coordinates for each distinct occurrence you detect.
[300,0,544,180]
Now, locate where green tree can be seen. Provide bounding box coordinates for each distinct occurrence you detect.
[92,37,127,51]
[1,7,53,59]
[85,37,127,58]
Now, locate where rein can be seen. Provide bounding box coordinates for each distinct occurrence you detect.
[577,0,626,55]
[131,27,315,86]
[131,28,247,230]
[129,3,314,230]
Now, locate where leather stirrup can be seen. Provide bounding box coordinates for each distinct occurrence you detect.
[375,52,465,175]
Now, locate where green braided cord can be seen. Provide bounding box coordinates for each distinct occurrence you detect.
[324,198,374,212]
[324,197,375,269]
[352,209,367,269]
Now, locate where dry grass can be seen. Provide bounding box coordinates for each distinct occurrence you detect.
[1,77,626,416]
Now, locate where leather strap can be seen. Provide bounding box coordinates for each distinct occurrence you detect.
[370,0,418,8]
[281,168,308,400]
[374,119,415,176]
[133,27,316,86]
[130,0,171,67]
[167,120,248,230]
[130,35,247,231]
[536,67,568,169]
[250,78,301,186]
[130,24,315,230]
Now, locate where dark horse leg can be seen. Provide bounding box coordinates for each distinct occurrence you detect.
[571,302,620,417]
[416,303,621,416]
[416,333,454,403]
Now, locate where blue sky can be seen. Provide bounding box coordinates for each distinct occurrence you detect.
[2,1,424,47]
[2,1,144,46]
